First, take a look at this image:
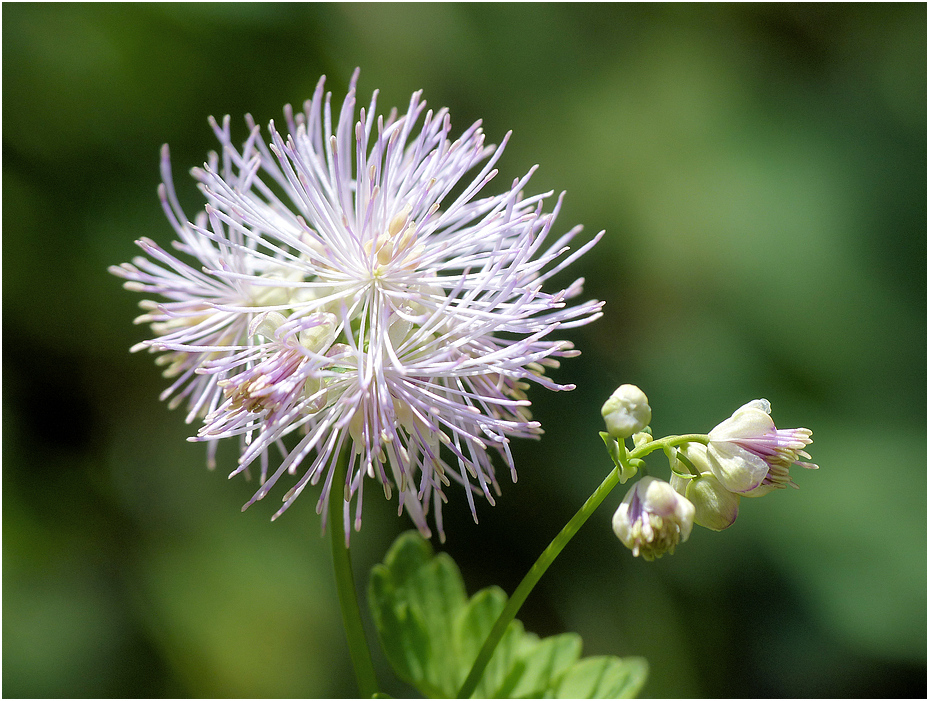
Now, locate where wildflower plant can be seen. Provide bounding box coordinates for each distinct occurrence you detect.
[112,71,818,698]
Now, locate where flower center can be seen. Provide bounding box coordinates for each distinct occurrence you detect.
[365,203,429,281]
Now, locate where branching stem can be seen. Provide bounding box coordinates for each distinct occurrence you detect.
[456,431,709,698]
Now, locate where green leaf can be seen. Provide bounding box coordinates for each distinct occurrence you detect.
[553,656,649,699]
[367,570,432,688]
[457,588,524,698]
[368,531,649,698]
[508,633,583,698]
[368,532,466,697]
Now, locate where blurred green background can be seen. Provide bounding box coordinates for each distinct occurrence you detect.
[3,3,925,698]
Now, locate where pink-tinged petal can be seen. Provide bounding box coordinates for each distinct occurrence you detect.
[707,442,769,493]
[710,405,775,442]
[706,399,816,498]
[739,482,780,499]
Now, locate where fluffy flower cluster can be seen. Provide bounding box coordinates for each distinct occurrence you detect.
[111,70,603,540]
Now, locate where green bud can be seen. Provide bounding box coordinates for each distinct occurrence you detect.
[601,384,651,439]
[669,444,739,531]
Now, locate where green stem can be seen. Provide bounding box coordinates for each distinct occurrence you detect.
[329,453,380,698]
[456,464,624,698]
[630,433,709,459]
[455,431,709,698]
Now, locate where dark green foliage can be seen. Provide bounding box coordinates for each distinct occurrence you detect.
[369,532,648,698]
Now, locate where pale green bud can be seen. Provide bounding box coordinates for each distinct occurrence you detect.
[250,311,287,340]
[669,444,740,531]
[601,384,651,439]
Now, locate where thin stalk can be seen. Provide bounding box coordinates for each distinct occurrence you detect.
[329,453,380,698]
[456,464,623,698]
[456,432,709,698]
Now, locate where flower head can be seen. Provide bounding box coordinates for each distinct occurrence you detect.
[707,399,818,496]
[111,70,603,541]
[612,476,695,560]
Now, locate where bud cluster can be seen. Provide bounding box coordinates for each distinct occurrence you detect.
[601,386,818,560]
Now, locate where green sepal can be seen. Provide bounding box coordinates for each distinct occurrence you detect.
[368,531,649,698]
[600,432,638,484]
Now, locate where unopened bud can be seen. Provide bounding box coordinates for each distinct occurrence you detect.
[613,476,695,561]
[601,384,651,439]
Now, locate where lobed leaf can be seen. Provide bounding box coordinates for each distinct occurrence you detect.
[368,531,648,699]
[553,656,649,699]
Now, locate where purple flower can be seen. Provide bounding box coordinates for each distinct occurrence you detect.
[108,147,286,469]
[111,70,603,540]
[707,399,818,496]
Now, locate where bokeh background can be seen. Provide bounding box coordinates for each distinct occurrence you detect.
[4,3,926,698]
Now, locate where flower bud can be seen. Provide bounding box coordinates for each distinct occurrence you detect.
[707,399,817,495]
[669,445,739,531]
[601,384,651,439]
[298,312,339,354]
[612,476,695,561]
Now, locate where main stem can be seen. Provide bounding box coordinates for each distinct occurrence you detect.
[329,453,380,698]
[456,432,709,698]
[456,464,624,698]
